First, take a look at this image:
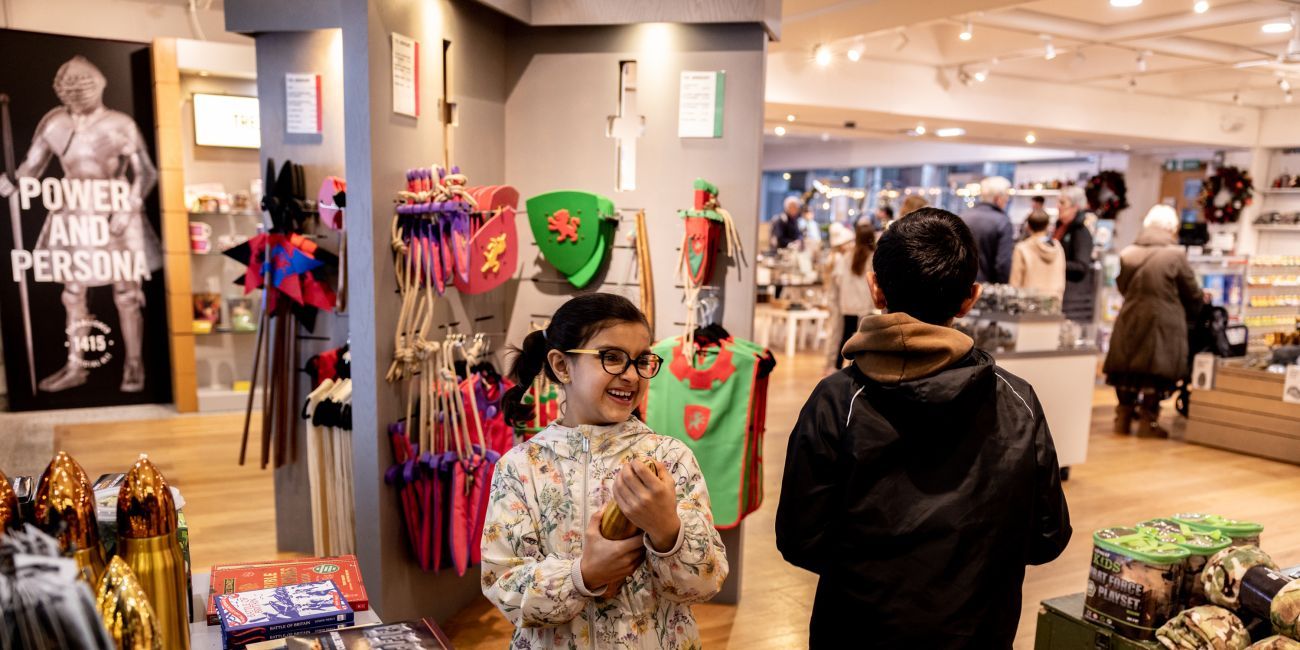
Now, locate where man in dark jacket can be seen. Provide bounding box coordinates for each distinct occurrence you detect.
[959,176,1015,284]
[771,196,805,251]
[776,208,1072,649]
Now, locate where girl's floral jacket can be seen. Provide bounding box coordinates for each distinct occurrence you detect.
[481,417,728,649]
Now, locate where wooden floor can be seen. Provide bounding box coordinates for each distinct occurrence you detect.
[49,353,1300,648]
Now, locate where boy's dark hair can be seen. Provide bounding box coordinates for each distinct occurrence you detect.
[877,205,894,220]
[502,292,650,426]
[1031,195,1046,206]
[1026,209,1051,233]
[872,207,978,325]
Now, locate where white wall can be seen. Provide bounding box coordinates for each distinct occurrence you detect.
[2,0,247,44]
[763,138,1080,170]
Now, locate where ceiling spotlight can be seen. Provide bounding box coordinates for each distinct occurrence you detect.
[1110,0,1143,6]
[1280,78,1292,92]
[1193,1,1209,13]
[1122,144,1132,151]
[1262,21,1293,34]
[198,71,211,77]
[1025,132,1038,144]
[1042,35,1057,60]
[786,114,796,122]
[847,48,862,62]
[973,68,989,82]
[893,28,910,52]
[915,124,927,135]
[842,176,851,183]
[782,173,791,181]
[936,127,966,138]
[821,132,831,142]
[814,44,832,66]
[775,126,787,136]
[1137,51,1150,72]
[959,19,973,41]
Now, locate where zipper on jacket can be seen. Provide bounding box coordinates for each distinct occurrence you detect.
[582,433,595,650]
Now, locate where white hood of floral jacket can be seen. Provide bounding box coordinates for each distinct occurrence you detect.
[481,417,729,649]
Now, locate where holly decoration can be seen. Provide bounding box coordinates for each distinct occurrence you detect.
[1085,170,1129,220]
[1199,166,1254,224]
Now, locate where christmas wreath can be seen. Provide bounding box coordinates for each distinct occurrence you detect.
[1200,166,1254,224]
[1085,170,1129,220]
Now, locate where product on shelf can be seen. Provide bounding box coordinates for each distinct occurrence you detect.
[1137,519,1234,607]
[600,458,660,540]
[1254,256,1300,267]
[1255,211,1300,226]
[0,470,19,533]
[1154,605,1250,649]
[33,451,106,586]
[246,618,452,649]
[1084,527,1189,641]
[1172,513,1264,547]
[216,580,353,650]
[455,185,520,295]
[116,455,189,650]
[207,555,368,626]
[95,556,162,649]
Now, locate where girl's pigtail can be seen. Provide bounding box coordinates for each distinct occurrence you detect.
[504,329,549,427]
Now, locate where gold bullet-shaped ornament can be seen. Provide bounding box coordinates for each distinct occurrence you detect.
[117,455,190,650]
[33,450,107,585]
[0,469,20,533]
[96,556,163,649]
[600,458,662,540]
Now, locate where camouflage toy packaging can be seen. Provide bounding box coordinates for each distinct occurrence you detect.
[1272,579,1300,640]
[1248,636,1300,649]
[1085,527,1190,640]
[1155,605,1250,650]
[1203,545,1279,610]
[1138,519,1234,608]
[1173,514,1264,548]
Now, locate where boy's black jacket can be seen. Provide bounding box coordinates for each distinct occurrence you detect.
[776,347,1072,649]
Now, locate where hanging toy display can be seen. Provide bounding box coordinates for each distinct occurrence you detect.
[226,159,339,469]
[643,298,774,530]
[677,179,745,355]
[384,166,506,575]
[525,190,619,289]
[318,176,348,312]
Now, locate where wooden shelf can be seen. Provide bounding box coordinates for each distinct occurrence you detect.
[1254,224,1300,231]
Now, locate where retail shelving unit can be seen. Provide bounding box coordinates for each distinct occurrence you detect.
[1244,255,1300,348]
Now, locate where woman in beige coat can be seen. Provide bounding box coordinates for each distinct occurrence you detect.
[1010,210,1066,299]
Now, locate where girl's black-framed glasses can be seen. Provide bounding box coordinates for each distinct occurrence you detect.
[566,348,663,379]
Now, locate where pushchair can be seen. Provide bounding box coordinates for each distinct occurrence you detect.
[1175,304,1233,417]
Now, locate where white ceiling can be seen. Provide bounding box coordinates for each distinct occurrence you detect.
[779,0,1300,109]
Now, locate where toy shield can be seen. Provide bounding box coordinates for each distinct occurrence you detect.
[683,216,720,286]
[454,207,518,294]
[526,191,612,278]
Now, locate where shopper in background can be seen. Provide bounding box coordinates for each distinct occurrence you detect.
[771,195,805,250]
[826,222,876,372]
[1103,205,1204,438]
[959,176,1015,284]
[821,222,855,372]
[1010,209,1066,300]
[1055,186,1097,323]
[777,208,1071,649]
[899,194,929,218]
[482,293,728,648]
[872,204,894,231]
[800,206,823,253]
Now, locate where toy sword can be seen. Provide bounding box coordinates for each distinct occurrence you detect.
[0,94,37,395]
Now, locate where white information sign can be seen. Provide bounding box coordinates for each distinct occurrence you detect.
[284,73,321,135]
[391,32,419,117]
[1284,364,1300,405]
[678,70,725,138]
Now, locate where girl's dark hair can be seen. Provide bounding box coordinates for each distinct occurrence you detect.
[850,222,876,277]
[503,293,650,426]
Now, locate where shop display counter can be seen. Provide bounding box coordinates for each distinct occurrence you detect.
[1187,361,1300,465]
[991,347,1098,473]
[1035,593,1158,650]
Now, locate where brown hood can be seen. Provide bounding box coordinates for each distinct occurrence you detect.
[842,313,975,383]
[1026,237,1063,264]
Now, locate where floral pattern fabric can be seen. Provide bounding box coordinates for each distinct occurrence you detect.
[481,417,728,649]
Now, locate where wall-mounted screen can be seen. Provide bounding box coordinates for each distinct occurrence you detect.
[193,93,260,149]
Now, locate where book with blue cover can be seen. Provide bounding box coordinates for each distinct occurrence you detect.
[216,579,354,649]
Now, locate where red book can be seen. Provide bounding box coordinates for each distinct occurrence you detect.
[208,555,368,626]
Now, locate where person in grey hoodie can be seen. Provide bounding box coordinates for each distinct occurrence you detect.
[1010,210,1066,300]
[958,176,1015,284]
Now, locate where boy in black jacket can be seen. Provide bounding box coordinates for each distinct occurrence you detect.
[776,208,1072,649]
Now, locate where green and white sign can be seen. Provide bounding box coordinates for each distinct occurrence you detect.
[678,70,725,139]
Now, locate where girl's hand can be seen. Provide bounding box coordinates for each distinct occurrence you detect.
[580,511,645,594]
[613,459,681,553]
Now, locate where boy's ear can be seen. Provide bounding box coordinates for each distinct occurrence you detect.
[867,272,888,311]
[954,283,983,319]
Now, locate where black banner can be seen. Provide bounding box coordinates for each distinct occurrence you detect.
[0,29,171,411]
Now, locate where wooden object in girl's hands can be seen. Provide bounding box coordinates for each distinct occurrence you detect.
[599,458,661,540]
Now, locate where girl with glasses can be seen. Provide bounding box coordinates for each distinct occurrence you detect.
[481,293,727,649]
